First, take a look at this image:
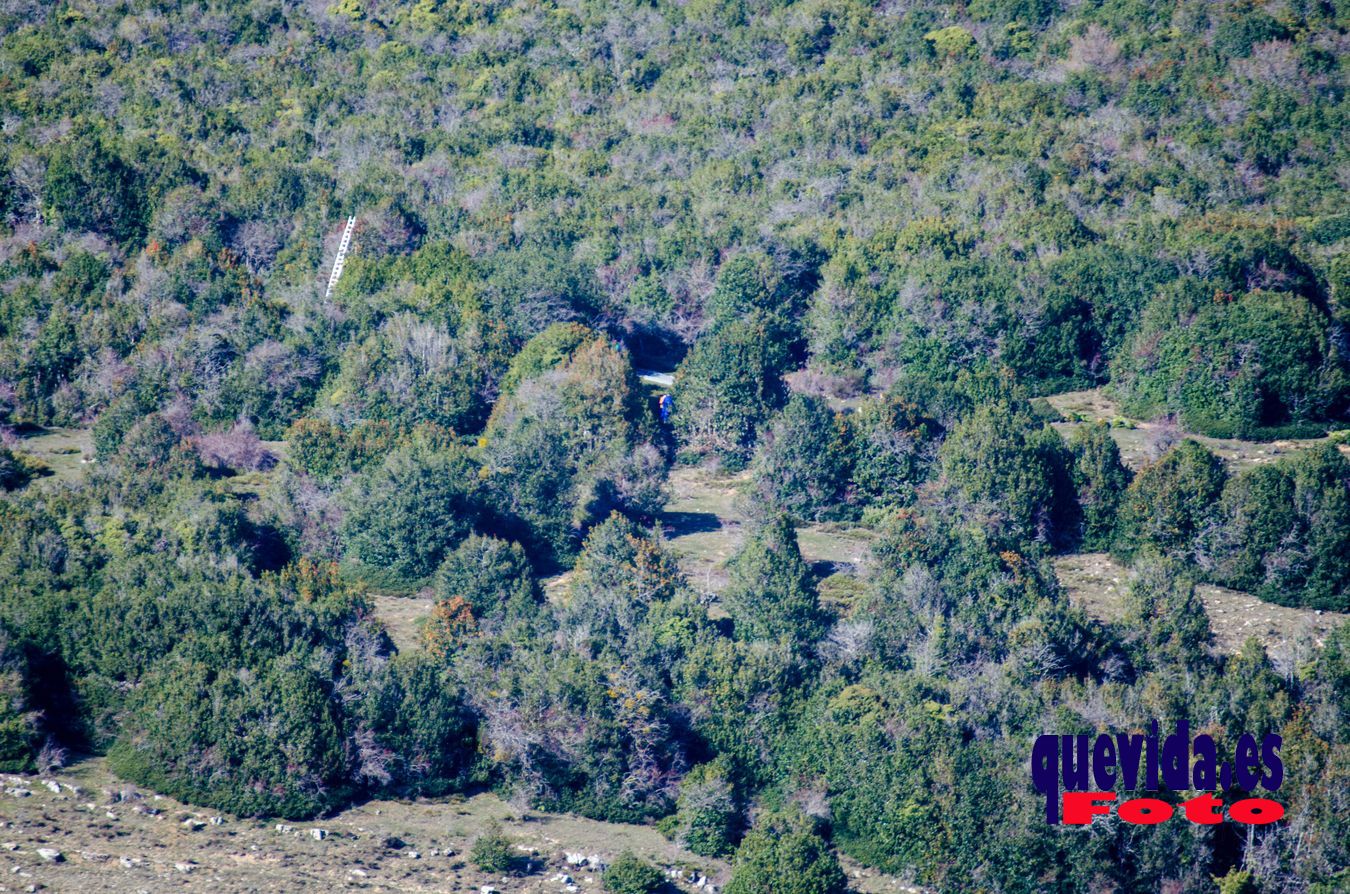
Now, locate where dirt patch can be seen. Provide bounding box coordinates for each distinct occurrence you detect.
[1053,553,1347,667]
[1044,388,1346,472]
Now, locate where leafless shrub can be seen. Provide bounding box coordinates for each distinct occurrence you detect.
[36,738,68,775]
[1144,416,1182,461]
[1067,26,1121,73]
[194,419,276,473]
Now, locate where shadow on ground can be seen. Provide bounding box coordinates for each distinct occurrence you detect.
[660,510,724,537]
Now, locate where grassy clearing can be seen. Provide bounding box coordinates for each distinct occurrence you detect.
[370,593,433,653]
[1053,552,1348,667]
[0,757,730,894]
[1045,388,1347,472]
[661,465,875,596]
[13,426,93,485]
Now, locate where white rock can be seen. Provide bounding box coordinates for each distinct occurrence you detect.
[105,811,117,820]
[119,857,138,868]
[181,818,204,831]
[1,843,15,852]
[407,851,420,859]
[565,852,587,866]
[309,829,326,841]
[349,868,367,877]
[40,781,59,795]
[480,887,498,894]
[35,849,61,863]
[173,862,195,873]
[209,816,223,826]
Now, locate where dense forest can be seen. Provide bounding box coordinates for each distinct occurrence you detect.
[1,0,1349,892]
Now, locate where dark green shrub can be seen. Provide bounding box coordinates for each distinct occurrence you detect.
[108,651,351,819]
[752,395,848,521]
[1113,283,1344,438]
[673,316,792,464]
[44,129,145,243]
[1206,445,1350,610]
[724,812,847,894]
[340,445,482,580]
[498,322,597,396]
[663,757,742,857]
[1115,440,1226,560]
[602,852,667,894]
[938,404,1075,549]
[0,447,47,491]
[470,821,517,873]
[0,626,40,772]
[1068,423,1132,550]
[723,515,823,644]
[433,535,539,624]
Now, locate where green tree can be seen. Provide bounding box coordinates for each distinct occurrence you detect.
[753,395,849,521]
[1115,440,1227,560]
[0,626,40,772]
[433,535,539,624]
[845,396,940,509]
[662,757,742,857]
[1114,281,1344,438]
[1207,445,1350,610]
[603,852,667,894]
[723,516,824,644]
[108,651,351,819]
[1068,423,1132,550]
[673,316,792,465]
[938,404,1072,549]
[724,812,847,894]
[562,514,683,659]
[44,128,145,243]
[340,445,482,580]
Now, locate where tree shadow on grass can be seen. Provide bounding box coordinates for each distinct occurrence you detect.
[659,511,723,537]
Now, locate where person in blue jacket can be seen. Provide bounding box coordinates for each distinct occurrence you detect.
[658,393,674,423]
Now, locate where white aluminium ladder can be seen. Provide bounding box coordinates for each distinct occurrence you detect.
[324,215,357,298]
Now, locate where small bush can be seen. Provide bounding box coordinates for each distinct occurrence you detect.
[603,852,667,894]
[470,821,517,874]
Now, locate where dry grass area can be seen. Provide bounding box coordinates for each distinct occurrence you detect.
[370,593,434,653]
[0,758,734,894]
[659,465,875,596]
[0,758,926,894]
[1044,388,1346,472]
[659,465,750,594]
[1054,553,1348,667]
